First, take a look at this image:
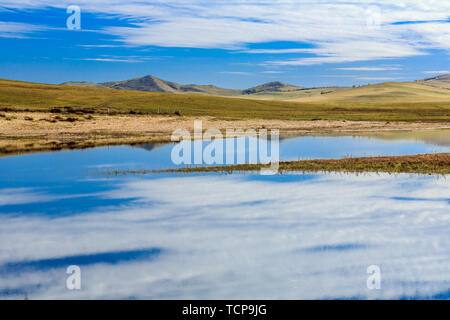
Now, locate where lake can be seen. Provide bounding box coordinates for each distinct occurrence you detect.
[0,129,449,299]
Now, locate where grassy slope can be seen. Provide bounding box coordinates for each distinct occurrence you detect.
[239,87,345,100]
[1,78,450,121]
[290,82,450,103]
[417,74,450,90]
[61,81,107,88]
[420,80,450,90]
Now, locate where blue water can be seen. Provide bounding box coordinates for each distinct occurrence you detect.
[0,130,449,299]
[1,130,449,183]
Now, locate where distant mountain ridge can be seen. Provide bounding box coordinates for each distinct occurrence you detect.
[62,73,450,100]
[100,75,244,96]
[290,76,450,104]
[242,81,303,95]
[418,73,450,90]
[61,75,303,97]
[423,74,450,82]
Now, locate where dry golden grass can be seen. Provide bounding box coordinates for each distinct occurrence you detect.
[160,153,450,175]
[290,82,450,104]
[1,78,449,157]
[1,78,450,121]
[1,111,449,156]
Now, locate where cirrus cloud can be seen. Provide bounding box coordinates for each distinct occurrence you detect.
[0,0,449,65]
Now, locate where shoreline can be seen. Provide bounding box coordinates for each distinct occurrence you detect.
[0,111,449,157]
[158,153,450,175]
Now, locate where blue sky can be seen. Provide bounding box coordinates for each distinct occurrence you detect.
[0,1,449,89]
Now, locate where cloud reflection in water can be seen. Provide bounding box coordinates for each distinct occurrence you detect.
[0,173,449,299]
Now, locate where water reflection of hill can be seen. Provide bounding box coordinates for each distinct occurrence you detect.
[132,143,168,152]
[342,129,450,148]
[134,129,449,155]
[282,129,450,148]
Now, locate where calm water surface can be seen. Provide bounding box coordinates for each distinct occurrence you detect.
[0,130,449,299]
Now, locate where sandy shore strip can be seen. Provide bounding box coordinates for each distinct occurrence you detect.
[1,111,449,156]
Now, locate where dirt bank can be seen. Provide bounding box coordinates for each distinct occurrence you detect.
[1,111,449,156]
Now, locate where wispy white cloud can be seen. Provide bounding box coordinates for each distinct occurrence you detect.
[0,1,449,65]
[242,49,312,54]
[423,70,450,75]
[336,67,401,71]
[357,77,401,81]
[219,71,251,75]
[0,21,46,38]
[82,58,141,62]
[73,54,158,63]
[1,173,449,299]
[324,75,356,78]
[78,44,125,48]
[266,41,424,66]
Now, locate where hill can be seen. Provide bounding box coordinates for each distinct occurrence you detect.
[64,75,306,97]
[238,81,345,100]
[418,74,450,90]
[240,86,345,100]
[101,75,179,93]
[242,81,303,94]
[290,81,450,104]
[81,75,242,96]
[1,78,450,121]
[61,75,343,100]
